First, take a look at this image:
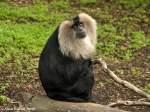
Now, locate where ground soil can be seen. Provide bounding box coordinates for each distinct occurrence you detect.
[0,46,150,112]
[92,46,150,112]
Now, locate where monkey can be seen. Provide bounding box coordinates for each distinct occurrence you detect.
[38,13,97,102]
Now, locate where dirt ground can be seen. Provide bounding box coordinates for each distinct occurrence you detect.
[0,46,149,112]
[92,46,150,112]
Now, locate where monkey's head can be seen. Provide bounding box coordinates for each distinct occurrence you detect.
[58,13,97,59]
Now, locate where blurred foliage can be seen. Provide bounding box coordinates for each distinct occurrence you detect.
[0,1,149,66]
[49,0,70,10]
[78,0,97,5]
[144,84,150,94]
[0,95,7,103]
[117,0,150,9]
[0,0,149,63]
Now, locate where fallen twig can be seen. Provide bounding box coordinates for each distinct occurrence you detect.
[108,100,150,107]
[93,59,150,101]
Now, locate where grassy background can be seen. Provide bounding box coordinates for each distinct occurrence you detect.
[0,0,150,104]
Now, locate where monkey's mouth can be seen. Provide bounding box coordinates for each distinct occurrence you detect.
[76,31,86,39]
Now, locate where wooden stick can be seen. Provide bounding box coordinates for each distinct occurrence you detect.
[109,100,150,107]
[94,59,150,101]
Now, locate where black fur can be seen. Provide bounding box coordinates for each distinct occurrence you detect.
[39,27,94,102]
[73,16,80,25]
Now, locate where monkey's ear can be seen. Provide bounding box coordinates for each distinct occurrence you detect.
[79,13,97,25]
[59,20,73,30]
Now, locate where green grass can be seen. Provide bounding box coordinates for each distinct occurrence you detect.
[0,2,69,64]
[117,0,150,9]
[96,24,149,60]
[49,0,70,10]
[0,1,149,64]
[144,84,150,94]
[0,22,52,64]
[0,2,49,22]
[0,95,7,103]
[79,0,97,5]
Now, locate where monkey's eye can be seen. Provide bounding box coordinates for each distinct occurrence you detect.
[79,22,84,27]
[72,22,84,29]
[72,24,77,29]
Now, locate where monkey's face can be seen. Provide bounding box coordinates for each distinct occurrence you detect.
[72,16,86,39]
[58,13,97,59]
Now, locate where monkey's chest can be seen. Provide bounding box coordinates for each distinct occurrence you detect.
[57,60,92,84]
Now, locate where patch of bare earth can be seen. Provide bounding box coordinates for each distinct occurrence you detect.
[93,46,150,112]
[0,46,149,112]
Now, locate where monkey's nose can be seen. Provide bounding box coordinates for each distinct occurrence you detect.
[77,31,86,39]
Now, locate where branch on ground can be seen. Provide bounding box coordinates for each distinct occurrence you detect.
[93,59,150,100]
[93,59,150,107]
[108,100,150,107]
